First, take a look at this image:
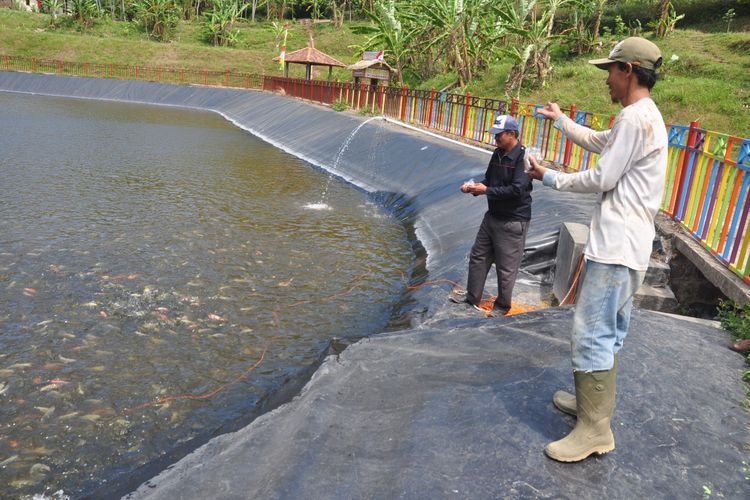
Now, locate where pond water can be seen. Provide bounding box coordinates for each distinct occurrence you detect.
[0,93,414,497]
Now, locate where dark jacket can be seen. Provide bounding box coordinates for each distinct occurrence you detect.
[480,142,533,221]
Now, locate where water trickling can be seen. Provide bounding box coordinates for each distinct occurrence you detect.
[304,116,382,210]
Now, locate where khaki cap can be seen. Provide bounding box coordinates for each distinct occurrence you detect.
[589,37,663,70]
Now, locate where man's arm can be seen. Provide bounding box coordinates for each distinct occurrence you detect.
[537,102,611,154]
[485,159,530,199]
[530,114,641,193]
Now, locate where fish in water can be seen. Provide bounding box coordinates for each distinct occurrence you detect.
[29,463,51,481]
[34,406,55,420]
[207,313,227,322]
[8,363,31,369]
[23,288,38,297]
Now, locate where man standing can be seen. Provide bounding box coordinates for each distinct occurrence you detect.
[451,114,532,316]
[526,37,667,462]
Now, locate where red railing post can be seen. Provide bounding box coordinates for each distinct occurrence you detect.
[4,55,8,69]
[58,60,63,75]
[400,85,407,121]
[428,87,436,127]
[32,57,36,73]
[203,70,208,85]
[461,92,471,137]
[563,103,576,167]
[510,97,518,116]
[135,65,139,80]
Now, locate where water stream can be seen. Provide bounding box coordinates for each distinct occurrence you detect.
[304,116,383,211]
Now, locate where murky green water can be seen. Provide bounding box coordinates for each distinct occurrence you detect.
[0,93,413,497]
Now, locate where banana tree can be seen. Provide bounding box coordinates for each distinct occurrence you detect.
[350,0,416,85]
[500,0,567,94]
[201,0,250,46]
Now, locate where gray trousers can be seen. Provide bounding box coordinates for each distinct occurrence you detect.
[466,213,529,312]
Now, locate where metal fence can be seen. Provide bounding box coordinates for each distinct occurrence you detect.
[1,55,747,284]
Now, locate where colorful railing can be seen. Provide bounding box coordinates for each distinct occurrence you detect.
[661,124,750,283]
[263,76,749,284]
[0,55,747,284]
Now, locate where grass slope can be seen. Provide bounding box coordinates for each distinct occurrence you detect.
[1,9,748,136]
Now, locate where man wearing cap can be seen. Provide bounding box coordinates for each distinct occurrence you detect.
[451,114,533,316]
[526,37,668,462]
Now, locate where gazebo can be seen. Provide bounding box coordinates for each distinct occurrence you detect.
[273,46,346,81]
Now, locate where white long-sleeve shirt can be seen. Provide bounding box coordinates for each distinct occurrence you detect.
[543,97,668,271]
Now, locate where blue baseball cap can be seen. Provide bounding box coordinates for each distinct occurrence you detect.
[488,114,519,135]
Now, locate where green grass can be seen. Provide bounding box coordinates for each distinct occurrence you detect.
[1,9,748,136]
[464,30,750,136]
[717,299,750,383]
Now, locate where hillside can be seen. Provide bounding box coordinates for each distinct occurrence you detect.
[0,8,748,136]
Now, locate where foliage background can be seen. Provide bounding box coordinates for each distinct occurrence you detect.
[0,1,748,135]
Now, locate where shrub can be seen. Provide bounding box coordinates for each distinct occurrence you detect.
[717,299,750,340]
[132,0,180,42]
[201,0,249,47]
[67,0,99,27]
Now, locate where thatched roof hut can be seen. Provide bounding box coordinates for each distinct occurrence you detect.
[273,47,346,81]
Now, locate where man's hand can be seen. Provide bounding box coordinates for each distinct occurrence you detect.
[461,182,487,195]
[537,102,563,121]
[526,157,547,181]
[467,183,487,195]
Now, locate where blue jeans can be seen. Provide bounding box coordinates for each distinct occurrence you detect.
[571,260,646,372]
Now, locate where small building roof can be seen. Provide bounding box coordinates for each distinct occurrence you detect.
[273,47,346,67]
[346,59,395,73]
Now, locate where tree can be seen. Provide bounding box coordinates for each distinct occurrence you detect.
[500,0,568,95]
[248,0,268,21]
[133,0,181,41]
[201,0,250,45]
[350,0,414,85]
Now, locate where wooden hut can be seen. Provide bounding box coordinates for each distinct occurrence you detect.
[273,46,346,81]
[347,52,395,86]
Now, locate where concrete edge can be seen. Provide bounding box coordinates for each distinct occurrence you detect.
[656,215,750,305]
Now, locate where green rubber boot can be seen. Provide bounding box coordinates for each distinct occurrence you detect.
[552,389,577,416]
[544,368,616,462]
[553,354,618,417]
